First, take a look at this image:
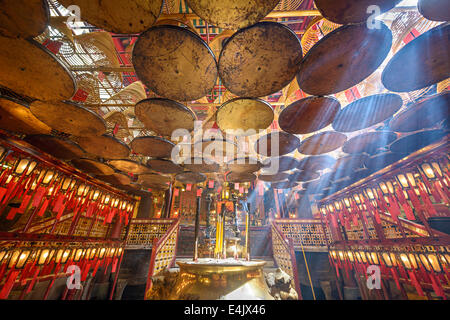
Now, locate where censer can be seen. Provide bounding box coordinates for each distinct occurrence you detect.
[170,186,273,300]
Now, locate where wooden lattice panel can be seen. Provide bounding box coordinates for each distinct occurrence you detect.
[271,226,294,279]
[276,221,330,251]
[126,221,173,249]
[153,227,179,274]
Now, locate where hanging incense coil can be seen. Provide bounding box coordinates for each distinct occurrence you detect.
[71,158,115,176]
[191,138,239,160]
[389,130,447,154]
[226,157,262,173]
[216,98,274,136]
[58,0,163,34]
[382,24,450,93]
[418,0,450,22]
[133,25,217,101]
[258,172,290,182]
[226,172,256,183]
[271,180,298,189]
[278,96,340,135]
[0,36,76,101]
[138,173,171,186]
[297,23,392,96]
[0,95,51,135]
[135,98,196,137]
[96,173,132,187]
[332,93,403,133]
[0,0,49,39]
[389,92,450,133]
[182,157,220,173]
[25,135,86,160]
[77,134,130,159]
[186,0,280,30]
[130,136,175,158]
[219,22,302,98]
[298,131,347,155]
[342,131,397,155]
[289,171,320,182]
[255,131,301,157]
[364,152,408,172]
[147,158,184,174]
[297,155,336,172]
[175,171,206,184]
[314,0,401,24]
[30,100,106,137]
[108,159,152,175]
[267,156,300,172]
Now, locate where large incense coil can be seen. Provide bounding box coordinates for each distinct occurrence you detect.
[138,173,171,186]
[175,171,206,184]
[226,157,262,173]
[70,158,115,176]
[258,172,290,182]
[278,96,340,134]
[130,136,175,158]
[254,131,301,157]
[267,156,300,172]
[96,173,132,186]
[120,183,143,192]
[382,24,450,93]
[182,157,220,173]
[77,135,130,159]
[226,172,256,183]
[216,98,274,136]
[108,159,152,175]
[334,154,369,170]
[219,22,302,98]
[271,180,298,189]
[342,131,397,155]
[389,129,447,154]
[192,139,239,160]
[135,98,196,137]
[186,0,279,30]
[332,94,403,133]
[297,23,392,96]
[298,131,347,155]
[0,36,76,101]
[314,0,401,24]
[289,171,320,182]
[133,25,217,101]
[297,155,336,172]
[58,0,163,34]
[30,100,106,137]
[389,92,450,133]
[25,135,86,160]
[418,0,450,22]
[0,95,51,135]
[364,152,408,172]
[147,158,184,174]
[0,0,49,39]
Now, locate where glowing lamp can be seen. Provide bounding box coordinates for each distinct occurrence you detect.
[112,198,120,208]
[378,181,394,195]
[14,159,37,176]
[381,253,393,267]
[116,248,123,257]
[353,194,361,205]
[347,251,355,263]
[88,248,97,260]
[61,177,75,191]
[354,252,362,264]
[359,251,368,264]
[399,253,418,270]
[92,189,101,201]
[98,248,107,259]
[42,170,56,186]
[343,198,351,208]
[8,249,31,269]
[77,184,87,197]
[426,254,442,273]
[338,251,345,262]
[419,161,442,180]
[370,252,379,265]
[37,249,53,265]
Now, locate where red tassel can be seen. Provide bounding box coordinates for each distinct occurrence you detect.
[52,194,65,213]
[407,270,424,296]
[390,268,402,291]
[55,203,66,220]
[111,257,119,273]
[26,267,41,294]
[0,187,7,203]
[6,207,19,220]
[418,183,437,216]
[32,186,47,207]
[428,272,445,298]
[0,270,20,299]
[18,194,32,213]
[37,199,50,217]
[92,259,101,277]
